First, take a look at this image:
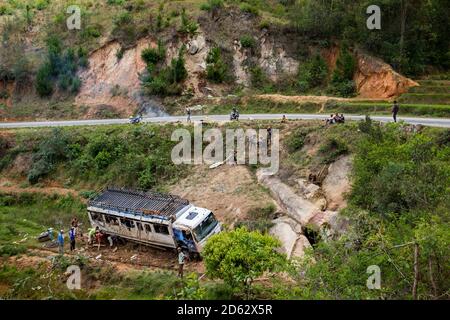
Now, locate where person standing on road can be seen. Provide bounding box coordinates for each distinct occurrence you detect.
[69,227,76,251]
[186,107,191,123]
[177,247,186,278]
[392,100,400,123]
[57,230,65,255]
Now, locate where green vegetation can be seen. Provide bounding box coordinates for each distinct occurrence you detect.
[297,54,328,92]
[178,7,198,35]
[0,125,189,190]
[288,0,450,76]
[0,192,87,250]
[239,2,259,16]
[206,47,229,83]
[203,227,285,299]
[240,35,256,49]
[327,47,357,97]
[36,36,87,97]
[142,43,188,96]
[235,204,276,233]
[296,121,450,299]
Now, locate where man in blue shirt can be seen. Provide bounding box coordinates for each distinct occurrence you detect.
[69,227,76,251]
[57,230,64,255]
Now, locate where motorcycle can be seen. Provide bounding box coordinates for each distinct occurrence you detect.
[129,115,142,124]
[230,110,239,121]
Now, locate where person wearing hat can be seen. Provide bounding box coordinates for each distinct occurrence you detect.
[57,230,65,255]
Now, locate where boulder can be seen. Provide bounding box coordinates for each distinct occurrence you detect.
[257,169,319,225]
[270,216,310,259]
[355,51,419,99]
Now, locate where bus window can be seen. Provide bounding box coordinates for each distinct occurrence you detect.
[105,215,118,225]
[144,224,153,233]
[154,224,169,235]
[90,212,103,222]
[136,222,143,231]
[120,218,135,229]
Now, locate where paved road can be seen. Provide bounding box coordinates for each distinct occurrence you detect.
[0,114,449,128]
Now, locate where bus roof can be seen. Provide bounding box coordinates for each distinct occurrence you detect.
[88,187,189,218]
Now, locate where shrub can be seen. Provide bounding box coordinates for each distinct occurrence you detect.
[297,54,328,92]
[35,37,86,97]
[235,204,276,234]
[319,137,349,164]
[327,47,357,97]
[142,46,187,96]
[34,0,50,11]
[206,47,228,83]
[141,41,166,65]
[239,3,258,16]
[286,128,309,152]
[81,25,102,39]
[36,63,53,97]
[27,128,70,184]
[0,244,26,257]
[250,66,270,89]
[240,35,256,49]
[178,8,198,35]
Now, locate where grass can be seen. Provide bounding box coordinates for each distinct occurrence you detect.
[0,192,87,246]
[398,93,450,105]
[409,86,450,94]
[202,97,450,118]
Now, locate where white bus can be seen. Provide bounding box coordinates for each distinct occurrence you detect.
[87,187,221,256]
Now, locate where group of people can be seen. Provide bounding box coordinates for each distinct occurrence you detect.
[56,217,80,255]
[55,218,119,256]
[326,113,345,125]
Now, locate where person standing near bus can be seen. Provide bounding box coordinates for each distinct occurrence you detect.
[69,227,76,251]
[57,230,64,255]
[177,247,186,278]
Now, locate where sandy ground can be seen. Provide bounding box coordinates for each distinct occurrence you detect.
[169,164,274,226]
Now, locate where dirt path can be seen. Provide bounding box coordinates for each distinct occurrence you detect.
[10,240,204,275]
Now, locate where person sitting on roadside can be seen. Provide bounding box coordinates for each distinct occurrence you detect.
[326,114,335,125]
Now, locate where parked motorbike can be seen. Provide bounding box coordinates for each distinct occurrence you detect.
[230,110,239,121]
[129,115,142,124]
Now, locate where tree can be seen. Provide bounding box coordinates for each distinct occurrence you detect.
[202,227,285,299]
[206,47,228,83]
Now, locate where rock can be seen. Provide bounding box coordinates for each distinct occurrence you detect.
[258,36,299,82]
[297,179,321,199]
[322,155,352,211]
[257,169,319,225]
[270,216,310,259]
[188,41,199,55]
[355,51,418,99]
